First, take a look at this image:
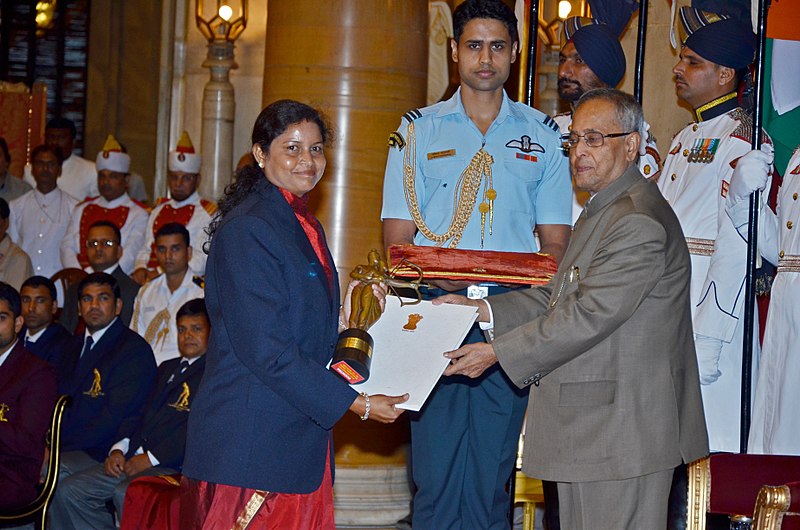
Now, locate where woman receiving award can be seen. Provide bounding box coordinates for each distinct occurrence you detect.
[180,100,408,528]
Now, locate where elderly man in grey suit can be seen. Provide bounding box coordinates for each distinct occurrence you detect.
[438,88,709,529]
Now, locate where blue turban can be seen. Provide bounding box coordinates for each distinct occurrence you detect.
[680,8,755,69]
[570,23,626,87]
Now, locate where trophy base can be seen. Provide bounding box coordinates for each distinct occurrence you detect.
[331,328,373,384]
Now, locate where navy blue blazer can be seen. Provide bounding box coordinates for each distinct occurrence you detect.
[22,323,72,382]
[183,178,358,493]
[114,355,206,471]
[59,318,157,461]
[0,342,57,510]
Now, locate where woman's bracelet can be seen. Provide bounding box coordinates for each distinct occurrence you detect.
[359,392,370,421]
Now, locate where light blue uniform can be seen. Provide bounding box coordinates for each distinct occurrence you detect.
[381,88,571,529]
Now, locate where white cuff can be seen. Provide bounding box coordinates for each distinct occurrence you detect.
[478,299,495,331]
[109,438,130,456]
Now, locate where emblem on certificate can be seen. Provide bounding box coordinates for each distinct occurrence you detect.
[331,249,427,384]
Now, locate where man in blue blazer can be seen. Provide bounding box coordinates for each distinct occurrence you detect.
[0,282,57,510]
[57,272,157,482]
[50,298,209,529]
[20,276,72,377]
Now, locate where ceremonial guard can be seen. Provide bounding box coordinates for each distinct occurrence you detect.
[131,223,204,366]
[658,7,771,452]
[60,135,148,274]
[553,16,661,220]
[726,147,800,455]
[132,132,215,282]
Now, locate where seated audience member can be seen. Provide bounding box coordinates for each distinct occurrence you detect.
[0,197,33,290]
[0,137,32,202]
[60,134,148,274]
[20,276,72,374]
[60,221,139,332]
[131,223,203,366]
[9,145,78,278]
[50,298,209,529]
[57,272,156,481]
[131,132,215,284]
[0,282,57,510]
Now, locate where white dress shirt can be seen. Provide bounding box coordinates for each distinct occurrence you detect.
[9,188,78,277]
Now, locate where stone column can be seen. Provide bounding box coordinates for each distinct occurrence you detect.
[200,40,237,201]
[261,1,428,525]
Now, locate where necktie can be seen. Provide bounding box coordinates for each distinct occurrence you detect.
[24,336,31,349]
[169,360,190,384]
[80,336,94,359]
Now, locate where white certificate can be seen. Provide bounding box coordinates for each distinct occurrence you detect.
[351,296,478,411]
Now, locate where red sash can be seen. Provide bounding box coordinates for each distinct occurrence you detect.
[78,203,130,268]
[146,203,195,269]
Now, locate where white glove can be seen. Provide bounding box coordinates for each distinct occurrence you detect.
[694,334,723,385]
[728,149,774,205]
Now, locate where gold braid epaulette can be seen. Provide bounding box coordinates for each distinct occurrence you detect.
[402,121,495,248]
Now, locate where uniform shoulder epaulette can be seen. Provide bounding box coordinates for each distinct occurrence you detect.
[401,108,423,124]
[729,108,753,142]
[131,198,148,210]
[542,115,560,133]
[78,195,99,206]
[192,275,205,289]
[200,198,218,216]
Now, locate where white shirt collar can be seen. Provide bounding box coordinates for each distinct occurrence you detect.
[25,326,48,343]
[84,316,119,346]
[0,339,19,367]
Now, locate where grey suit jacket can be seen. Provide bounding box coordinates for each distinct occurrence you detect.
[491,165,709,483]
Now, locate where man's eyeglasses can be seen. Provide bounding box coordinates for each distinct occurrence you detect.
[561,131,634,151]
[86,239,118,249]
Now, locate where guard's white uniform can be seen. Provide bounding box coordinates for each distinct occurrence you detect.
[659,102,767,452]
[131,269,204,366]
[133,192,215,276]
[61,193,149,274]
[743,148,800,455]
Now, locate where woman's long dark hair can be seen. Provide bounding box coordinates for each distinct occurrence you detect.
[204,99,332,253]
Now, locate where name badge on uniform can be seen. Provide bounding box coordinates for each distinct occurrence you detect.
[467,285,489,299]
[427,149,456,160]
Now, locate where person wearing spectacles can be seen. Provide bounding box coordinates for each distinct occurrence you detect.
[436,88,708,529]
[60,221,141,332]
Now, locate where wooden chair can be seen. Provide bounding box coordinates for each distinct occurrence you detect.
[50,268,87,320]
[686,454,800,530]
[753,481,800,530]
[0,395,71,529]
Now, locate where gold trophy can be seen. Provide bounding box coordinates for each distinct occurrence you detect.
[330,249,427,384]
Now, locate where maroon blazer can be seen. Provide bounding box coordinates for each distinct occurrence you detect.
[0,341,57,510]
